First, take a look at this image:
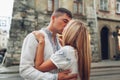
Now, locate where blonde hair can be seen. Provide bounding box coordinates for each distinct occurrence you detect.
[63,20,91,80]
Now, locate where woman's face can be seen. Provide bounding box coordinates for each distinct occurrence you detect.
[62,20,74,35]
[62,24,68,35]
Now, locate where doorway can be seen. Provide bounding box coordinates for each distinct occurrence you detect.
[100,27,109,60]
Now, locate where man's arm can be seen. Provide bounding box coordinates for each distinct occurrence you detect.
[19,33,57,80]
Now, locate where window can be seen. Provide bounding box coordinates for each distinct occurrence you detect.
[48,0,53,11]
[100,0,109,11]
[0,19,7,27]
[54,0,59,10]
[116,0,120,13]
[73,0,83,14]
[48,0,59,12]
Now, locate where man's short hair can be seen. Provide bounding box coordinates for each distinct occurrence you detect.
[53,8,72,18]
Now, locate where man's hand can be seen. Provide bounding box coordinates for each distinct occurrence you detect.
[58,70,77,80]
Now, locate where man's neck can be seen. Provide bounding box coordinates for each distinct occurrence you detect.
[47,26,57,44]
[47,26,56,38]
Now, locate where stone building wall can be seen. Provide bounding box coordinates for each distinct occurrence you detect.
[98,19,120,60]
[86,0,100,61]
[7,0,101,64]
[7,0,51,64]
[7,0,35,62]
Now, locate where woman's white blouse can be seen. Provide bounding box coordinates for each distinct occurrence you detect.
[50,46,78,74]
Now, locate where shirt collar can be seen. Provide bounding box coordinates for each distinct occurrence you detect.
[42,28,56,37]
[46,28,53,36]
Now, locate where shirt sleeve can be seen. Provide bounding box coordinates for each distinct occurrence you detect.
[50,47,71,70]
[19,33,58,80]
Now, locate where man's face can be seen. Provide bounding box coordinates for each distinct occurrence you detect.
[53,14,71,34]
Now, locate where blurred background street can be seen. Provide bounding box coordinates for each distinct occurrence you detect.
[0,60,120,80]
[0,0,120,80]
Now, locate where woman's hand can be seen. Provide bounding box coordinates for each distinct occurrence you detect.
[32,31,45,45]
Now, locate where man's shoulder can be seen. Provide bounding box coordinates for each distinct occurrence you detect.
[25,32,34,38]
[24,29,47,40]
[26,30,41,38]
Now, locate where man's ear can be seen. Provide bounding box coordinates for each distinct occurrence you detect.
[51,15,55,21]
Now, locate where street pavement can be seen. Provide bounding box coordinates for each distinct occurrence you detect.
[0,60,120,80]
[90,74,120,80]
[91,60,120,69]
[90,60,120,80]
[0,65,19,74]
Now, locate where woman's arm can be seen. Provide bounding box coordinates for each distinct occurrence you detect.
[33,31,57,72]
[34,39,45,69]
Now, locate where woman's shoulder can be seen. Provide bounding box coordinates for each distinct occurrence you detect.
[61,46,74,51]
[59,46,75,55]
[55,46,74,54]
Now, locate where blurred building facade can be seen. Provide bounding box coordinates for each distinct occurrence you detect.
[96,0,120,61]
[7,0,120,63]
[0,29,8,49]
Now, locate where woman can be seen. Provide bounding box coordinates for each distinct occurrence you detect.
[33,20,91,80]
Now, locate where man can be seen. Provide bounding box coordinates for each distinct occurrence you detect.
[19,8,77,80]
